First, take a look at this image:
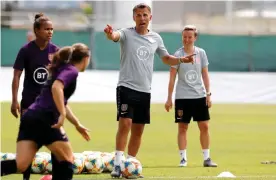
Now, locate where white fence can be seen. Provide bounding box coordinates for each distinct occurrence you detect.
[1,67,276,104]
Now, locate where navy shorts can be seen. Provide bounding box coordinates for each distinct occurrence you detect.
[175,97,210,124]
[116,86,151,124]
[17,109,68,147]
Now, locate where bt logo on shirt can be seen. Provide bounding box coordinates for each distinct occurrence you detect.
[137,46,150,61]
[185,70,198,84]
[33,67,49,84]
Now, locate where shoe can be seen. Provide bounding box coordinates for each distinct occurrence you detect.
[111,165,122,178]
[40,175,52,180]
[179,158,188,167]
[203,158,217,167]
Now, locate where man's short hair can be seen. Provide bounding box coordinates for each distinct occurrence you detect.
[133,3,151,14]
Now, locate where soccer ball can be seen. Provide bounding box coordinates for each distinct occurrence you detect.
[121,158,142,179]
[45,159,52,173]
[34,152,52,174]
[1,153,16,160]
[102,153,114,172]
[32,154,47,174]
[82,151,101,172]
[84,154,105,174]
[82,151,94,172]
[72,153,85,174]
[35,152,51,174]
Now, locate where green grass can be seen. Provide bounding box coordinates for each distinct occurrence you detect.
[1,102,276,180]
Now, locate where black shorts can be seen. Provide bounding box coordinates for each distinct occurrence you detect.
[175,97,210,124]
[116,86,151,124]
[17,109,68,147]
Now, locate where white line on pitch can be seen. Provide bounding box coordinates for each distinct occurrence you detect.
[146,175,276,179]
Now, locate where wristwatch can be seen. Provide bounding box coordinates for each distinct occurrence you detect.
[207,92,212,96]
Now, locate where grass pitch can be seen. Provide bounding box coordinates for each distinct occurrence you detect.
[1,102,276,180]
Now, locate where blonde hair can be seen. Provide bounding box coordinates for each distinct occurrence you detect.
[182,25,198,37]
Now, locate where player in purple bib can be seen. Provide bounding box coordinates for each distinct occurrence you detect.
[10,13,59,180]
[2,43,91,180]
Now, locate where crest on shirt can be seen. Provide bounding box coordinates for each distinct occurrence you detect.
[48,53,54,62]
[121,104,128,112]
[177,110,183,117]
[195,54,201,64]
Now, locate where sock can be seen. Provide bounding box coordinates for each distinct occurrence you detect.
[51,153,60,179]
[1,160,17,176]
[202,149,210,160]
[127,154,136,159]
[52,161,73,180]
[22,164,31,180]
[179,150,187,160]
[114,151,124,166]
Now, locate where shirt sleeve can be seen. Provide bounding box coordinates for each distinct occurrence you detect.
[13,47,26,71]
[56,68,78,88]
[201,49,209,68]
[115,28,127,42]
[156,34,169,59]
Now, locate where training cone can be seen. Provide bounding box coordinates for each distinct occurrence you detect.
[40,175,52,180]
[217,171,236,178]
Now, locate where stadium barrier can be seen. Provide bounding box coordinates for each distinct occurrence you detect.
[1,28,276,72]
